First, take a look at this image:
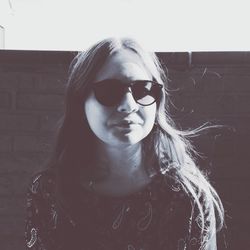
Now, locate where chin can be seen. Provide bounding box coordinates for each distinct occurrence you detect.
[112,133,144,146]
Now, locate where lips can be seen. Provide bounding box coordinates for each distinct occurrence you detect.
[112,119,141,127]
[118,120,136,125]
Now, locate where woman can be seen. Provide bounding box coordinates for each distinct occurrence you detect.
[25,37,224,250]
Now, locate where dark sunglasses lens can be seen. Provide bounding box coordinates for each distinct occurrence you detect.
[94,80,123,106]
[132,81,161,105]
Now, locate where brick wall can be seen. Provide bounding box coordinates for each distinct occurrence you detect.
[162,52,250,249]
[0,50,249,249]
[0,51,71,249]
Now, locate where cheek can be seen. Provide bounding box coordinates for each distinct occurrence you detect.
[142,105,157,128]
[84,95,104,132]
[84,93,112,138]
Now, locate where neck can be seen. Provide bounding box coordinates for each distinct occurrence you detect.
[95,142,143,179]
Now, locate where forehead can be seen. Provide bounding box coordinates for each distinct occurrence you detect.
[94,50,151,82]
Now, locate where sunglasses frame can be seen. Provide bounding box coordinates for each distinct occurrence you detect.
[92,79,163,107]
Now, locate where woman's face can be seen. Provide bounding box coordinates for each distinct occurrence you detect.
[84,49,157,147]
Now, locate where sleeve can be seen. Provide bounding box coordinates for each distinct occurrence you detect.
[156,190,201,250]
[25,173,56,250]
[156,189,213,250]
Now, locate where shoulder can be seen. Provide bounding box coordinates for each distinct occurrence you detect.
[27,169,56,197]
[159,174,217,249]
[153,174,201,249]
[25,169,58,249]
[156,173,191,206]
[151,173,193,229]
[26,169,57,218]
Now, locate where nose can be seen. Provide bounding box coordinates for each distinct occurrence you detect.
[116,89,139,113]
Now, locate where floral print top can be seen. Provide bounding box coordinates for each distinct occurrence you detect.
[25,169,204,250]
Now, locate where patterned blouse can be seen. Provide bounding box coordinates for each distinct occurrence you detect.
[25,169,204,250]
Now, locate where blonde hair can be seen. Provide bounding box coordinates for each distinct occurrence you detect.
[51,37,224,249]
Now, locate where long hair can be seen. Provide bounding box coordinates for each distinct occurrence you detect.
[48,37,224,249]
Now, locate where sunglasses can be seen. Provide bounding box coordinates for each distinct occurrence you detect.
[92,79,163,107]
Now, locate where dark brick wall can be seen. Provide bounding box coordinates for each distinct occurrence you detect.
[163,52,250,250]
[0,51,70,249]
[0,50,249,249]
